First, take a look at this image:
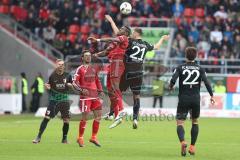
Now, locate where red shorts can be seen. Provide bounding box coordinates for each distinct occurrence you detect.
[79,98,102,113]
[109,60,125,79]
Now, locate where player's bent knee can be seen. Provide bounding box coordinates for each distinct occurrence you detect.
[45,116,51,120]
[133,94,140,100]
[63,118,69,123]
[177,120,185,126]
[192,118,198,124]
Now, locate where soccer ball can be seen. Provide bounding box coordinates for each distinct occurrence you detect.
[120,2,132,15]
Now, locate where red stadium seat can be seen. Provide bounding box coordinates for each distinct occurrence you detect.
[10,5,17,14]
[10,6,28,21]
[1,0,9,5]
[0,5,9,14]
[175,17,181,26]
[186,17,193,24]
[81,34,88,42]
[80,25,90,34]
[184,8,194,17]
[69,24,80,34]
[68,34,77,43]
[195,8,205,17]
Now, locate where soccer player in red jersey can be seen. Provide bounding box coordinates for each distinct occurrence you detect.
[88,26,131,128]
[73,50,104,147]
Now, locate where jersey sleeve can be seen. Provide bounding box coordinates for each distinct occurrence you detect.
[200,68,213,96]
[73,67,81,87]
[48,73,53,85]
[146,42,154,51]
[95,74,103,92]
[118,35,129,47]
[170,66,180,87]
[67,74,73,83]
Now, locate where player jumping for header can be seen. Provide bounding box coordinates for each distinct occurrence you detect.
[88,24,131,129]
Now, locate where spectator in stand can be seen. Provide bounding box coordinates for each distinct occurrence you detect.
[25,12,36,33]
[221,36,232,52]
[187,36,196,47]
[70,43,82,56]
[173,33,187,57]
[188,26,199,43]
[43,25,56,44]
[224,25,234,44]
[210,26,223,43]
[214,5,228,20]
[172,0,184,18]
[197,37,211,55]
[233,35,240,58]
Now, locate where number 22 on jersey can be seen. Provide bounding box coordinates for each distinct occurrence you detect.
[182,69,200,85]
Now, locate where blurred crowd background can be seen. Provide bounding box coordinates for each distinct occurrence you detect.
[0,0,239,60]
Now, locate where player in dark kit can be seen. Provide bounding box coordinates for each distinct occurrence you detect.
[169,47,215,156]
[104,14,169,129]
[120,28,169,129]
[32,59,72,144]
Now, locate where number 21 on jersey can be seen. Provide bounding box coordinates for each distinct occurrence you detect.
[130,46,146,61]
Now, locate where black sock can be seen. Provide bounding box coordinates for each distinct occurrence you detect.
[109,109,114,116]
[133,98,140,120]
[62,122,69,140]
[191,124,199,145]
[38,118,49,138]
[177,125,185,142]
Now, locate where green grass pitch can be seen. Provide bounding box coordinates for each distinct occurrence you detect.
[0,114,240,160]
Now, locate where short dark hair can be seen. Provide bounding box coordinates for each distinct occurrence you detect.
[56,59,64,63]
[81,50,91,57]
[185,47,197,61]
[134,28,143,36]
[122,26,131,36]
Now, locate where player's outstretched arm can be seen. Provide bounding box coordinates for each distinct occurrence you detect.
[88,37,121,43]
[153,35,169,50]
[93,50,108,57]
[169,67,180,91]
[105,15,119,35]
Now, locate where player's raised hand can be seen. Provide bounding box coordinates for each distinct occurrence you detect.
[210,96,215,104]
[88,37,97,43]
[44,83,51,90]
[162,35,169,41]
[105,15,113,22]
[168,84,175,92]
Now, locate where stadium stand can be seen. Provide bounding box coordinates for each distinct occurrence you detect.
[0,0,239,68]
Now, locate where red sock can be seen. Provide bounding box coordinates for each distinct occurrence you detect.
[116,89,123,111]
[92,120,100,138]
[79,120,86,138]
[114,104,119,118]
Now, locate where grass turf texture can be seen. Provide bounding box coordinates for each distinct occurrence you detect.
[0,114,240,160]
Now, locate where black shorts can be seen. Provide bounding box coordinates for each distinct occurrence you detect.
[45,100,70,119]
[176,95,200,120]
[120,70,143,95]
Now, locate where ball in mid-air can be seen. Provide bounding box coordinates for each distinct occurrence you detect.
[120,2,132,15]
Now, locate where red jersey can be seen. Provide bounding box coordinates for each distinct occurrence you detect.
[108,35,129,60]
[73,65,103,99]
